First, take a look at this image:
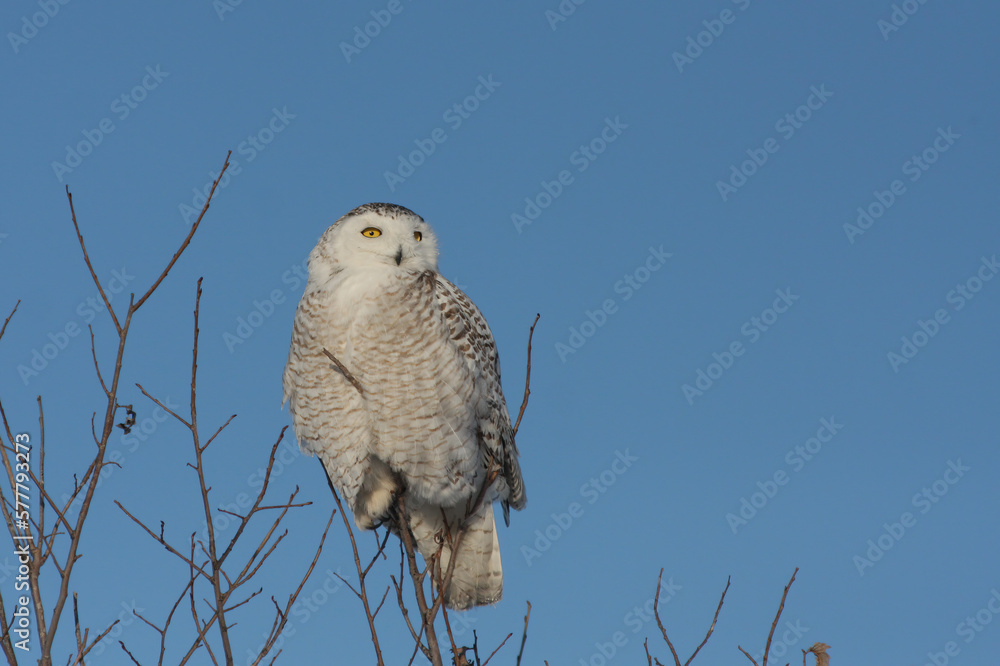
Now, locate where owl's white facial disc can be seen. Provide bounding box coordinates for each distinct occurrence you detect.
[308,203,439,285]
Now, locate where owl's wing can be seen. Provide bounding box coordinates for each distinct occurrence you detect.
[434,276,526,523]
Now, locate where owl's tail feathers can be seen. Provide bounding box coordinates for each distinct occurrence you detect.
[408,502,502,611]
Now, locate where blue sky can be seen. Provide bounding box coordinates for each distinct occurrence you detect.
[2,1,999,664]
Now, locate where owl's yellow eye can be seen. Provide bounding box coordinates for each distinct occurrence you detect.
[413,231,422,241]
[361,227,382,238]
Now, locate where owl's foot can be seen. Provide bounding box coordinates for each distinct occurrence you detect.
[355,456,402,530]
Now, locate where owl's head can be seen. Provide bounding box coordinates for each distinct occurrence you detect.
[309,203,439,282]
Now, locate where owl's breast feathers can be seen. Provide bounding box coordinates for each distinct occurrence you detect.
[286,268,524,512]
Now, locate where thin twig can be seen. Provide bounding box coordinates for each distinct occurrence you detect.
[330,485,385,666]
[88,327,109,397]
[67,189,122,334]
[252,510,334,666]
[132,153,231,312]
[119,641,142,666]
[653,568,730,666]
[72,618,120,665]
[73,593,85,663]
[761,568,798,666]
[392,556,426,656]
[0,300,19,341]
[481,632,513,666]
[515,601,531,666]
[114,501,212,580]
[397,495,442,666]
[738,645,758,665]
[440,597,459,663]
[321,348,365,396]
[512,314,539,437]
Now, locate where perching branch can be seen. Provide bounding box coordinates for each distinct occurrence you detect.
[329,483,387,666]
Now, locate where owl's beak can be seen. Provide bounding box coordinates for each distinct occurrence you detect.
[394,246,403,265]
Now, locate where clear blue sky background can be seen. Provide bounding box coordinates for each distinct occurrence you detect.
[2,2,999,664]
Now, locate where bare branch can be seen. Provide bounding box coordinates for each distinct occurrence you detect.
[515,601,531,666]
[396,495,441,665]
[135,383,191,429]
[66,188,122,334]
[761,568,798,666]
[738,645,758,665]
[391,566,425,656]
[73,617,121,665]
[652,568,730,666]
[512,314,539,437]
[88,327,110,397]
[132,153,231,312]
[480,633,512,666]
[73,593,84,661]
[0,300,19,341]
[252,510,335,665]
[321,348,364,396]
[119,641,143,666]
[330,485,385,665]
[114,501,212,580]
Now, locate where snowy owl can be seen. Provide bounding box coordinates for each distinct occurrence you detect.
[282,202,526,610]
